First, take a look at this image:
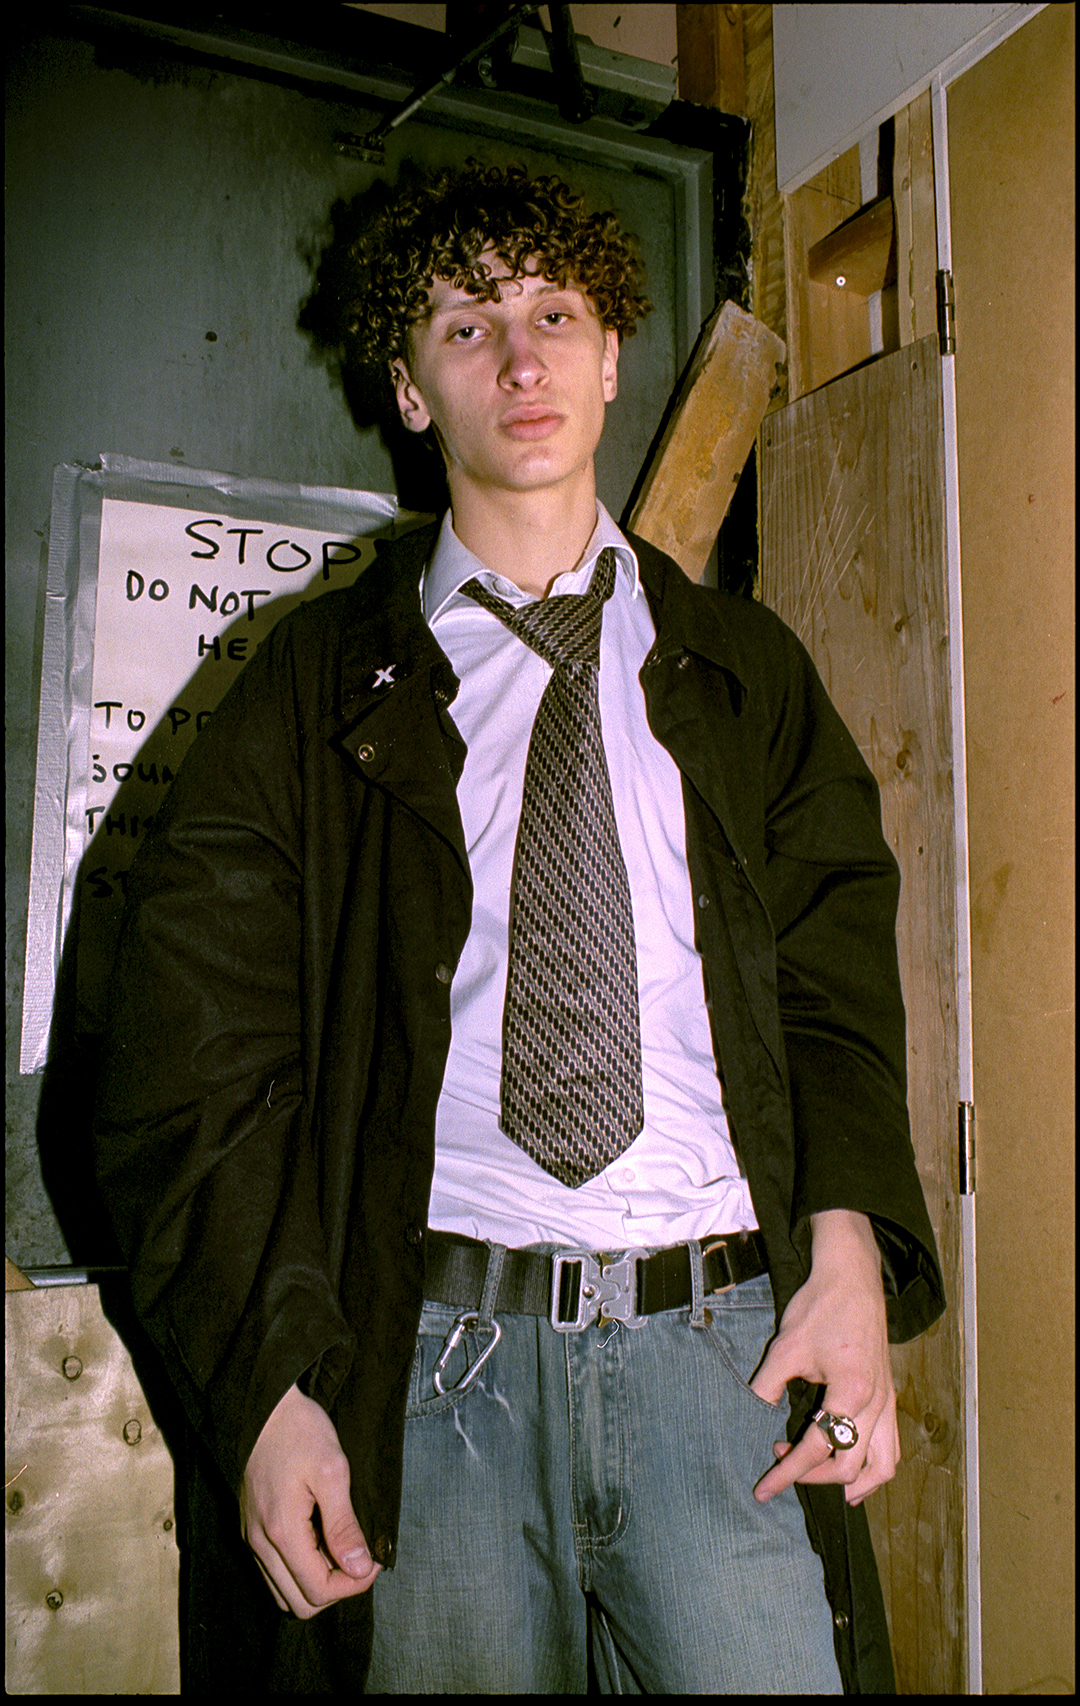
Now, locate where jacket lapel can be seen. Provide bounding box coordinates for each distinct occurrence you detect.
[326,523,470,874]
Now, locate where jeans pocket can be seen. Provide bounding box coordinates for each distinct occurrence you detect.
[703,1292,789,1422]
[405,1305,500,1419]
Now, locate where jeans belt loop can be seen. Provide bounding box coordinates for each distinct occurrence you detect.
[701,1236,738,1296]
[686,1238,707,1328]
[478,1241,506,1329]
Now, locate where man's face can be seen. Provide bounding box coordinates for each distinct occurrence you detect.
[392,250,619,501]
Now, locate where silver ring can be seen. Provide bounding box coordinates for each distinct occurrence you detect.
[812,1408,859,1452]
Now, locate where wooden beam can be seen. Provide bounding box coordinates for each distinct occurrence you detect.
[807,193,897,298]
[894,89,939,346]
[676,4,746,114]
[627,300,785,582]
[743,3,787,411]
[783,146,872,399]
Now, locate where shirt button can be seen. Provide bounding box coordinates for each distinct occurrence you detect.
[435,962,452,984]
[620,1166,636,1184]
[357,743,375,762]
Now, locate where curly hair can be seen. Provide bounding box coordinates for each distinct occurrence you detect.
[342,159,651,371]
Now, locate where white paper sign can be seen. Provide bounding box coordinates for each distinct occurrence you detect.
[86,496,377,858]
[22,459,418,1071]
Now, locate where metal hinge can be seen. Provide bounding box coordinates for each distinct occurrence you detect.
[959,1101,976,1195]
[937,268,957,355]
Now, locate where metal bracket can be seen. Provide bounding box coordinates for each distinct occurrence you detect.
[334,2,542,162]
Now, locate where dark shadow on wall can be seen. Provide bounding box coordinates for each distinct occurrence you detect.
[296,175,450,520]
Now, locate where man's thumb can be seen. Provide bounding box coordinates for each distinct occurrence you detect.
[322,1507,373,1576]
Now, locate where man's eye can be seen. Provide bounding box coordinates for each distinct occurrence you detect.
[540,311,571,326]
[449,324,483,341]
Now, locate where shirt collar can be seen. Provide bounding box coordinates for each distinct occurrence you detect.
[422,501,640,625]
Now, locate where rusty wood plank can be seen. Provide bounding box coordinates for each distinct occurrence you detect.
[628,300,785,581]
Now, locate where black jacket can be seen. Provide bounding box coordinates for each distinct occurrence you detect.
[94,524,945,1691]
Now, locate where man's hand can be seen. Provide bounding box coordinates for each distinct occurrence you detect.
[239,1383,382,1618]
[749,1209,899,1507]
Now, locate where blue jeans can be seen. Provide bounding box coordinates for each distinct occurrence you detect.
[366,1244,842,1694]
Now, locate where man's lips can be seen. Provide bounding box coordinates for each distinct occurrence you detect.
[500,407,564,440]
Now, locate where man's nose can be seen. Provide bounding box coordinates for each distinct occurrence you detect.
[497,325,548,389]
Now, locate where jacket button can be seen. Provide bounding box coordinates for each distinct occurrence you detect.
[435,686,449,704]
[435,962,452,984]
[833,1612,850,1630]
[696,893,710,909]
[677,651,690,669]
[357,743,375,762]
[404,1223,423,1246]
[372,1534,393,1566]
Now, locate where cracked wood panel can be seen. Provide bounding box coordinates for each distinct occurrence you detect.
[759,335,965,1695]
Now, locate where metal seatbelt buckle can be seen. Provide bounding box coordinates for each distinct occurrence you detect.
[550,1248,650,1332]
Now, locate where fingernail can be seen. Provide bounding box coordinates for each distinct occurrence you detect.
[342,1548,370,1575]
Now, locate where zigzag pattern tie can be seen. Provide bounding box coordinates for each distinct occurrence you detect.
[461,548,644,1187]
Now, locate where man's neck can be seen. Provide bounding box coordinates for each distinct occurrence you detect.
[447,472,599,599]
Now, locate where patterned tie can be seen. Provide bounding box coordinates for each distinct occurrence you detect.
[461,547,644,1187]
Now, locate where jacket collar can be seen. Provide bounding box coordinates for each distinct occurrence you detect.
[330,522,753,714]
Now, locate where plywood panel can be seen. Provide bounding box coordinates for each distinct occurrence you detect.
[947,3,1075,1693]
[760,337,965,1694]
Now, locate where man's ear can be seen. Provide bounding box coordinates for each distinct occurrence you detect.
[391,358,432,435]
[601,327,619,403]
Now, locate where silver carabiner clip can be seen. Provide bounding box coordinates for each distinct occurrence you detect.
[431,1310,502,1396]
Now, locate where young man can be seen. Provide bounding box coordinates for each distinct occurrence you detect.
[94,163,944,1693]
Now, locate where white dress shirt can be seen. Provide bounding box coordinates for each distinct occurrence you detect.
[423,503,758,1249]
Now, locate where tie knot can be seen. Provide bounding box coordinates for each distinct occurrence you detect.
[461,547,617,670]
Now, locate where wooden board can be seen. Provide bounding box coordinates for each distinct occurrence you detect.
[760,336,966,1695]
[743,3,788,410]
[893,89,938,348]
[628,299,785,581]
[675,3,746,114]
